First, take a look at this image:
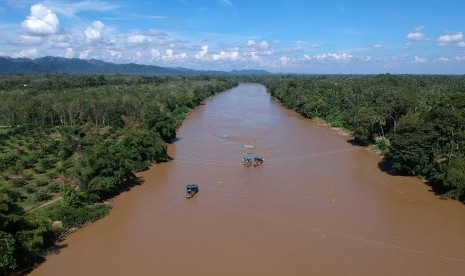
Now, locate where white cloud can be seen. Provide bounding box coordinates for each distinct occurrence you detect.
[163,49,174,60]
[79,49,91,59]
[279,56,290,66]
[12,48,39,58]
[314,52,352,61]
[406,26,428,42]
[406,32,426,41]
[364,55,372,62]
[160,49,188,61]
[437,56,450,62]
[85,21,104,42]
[372,44,385,49]
[455,55,465,61]
[65,47,74,58]
[458,41,465,48]
[247,39,269,50]
[127,34,150,44]
[21,3,60,36]
[195,45,209,59]
[243,51,262,62]
[413,56,427,64]
[108,50,121,59]
[437,32,463,46]
[212,51,240,61]
[134,51,143,61]
[151,49,161,60]
[303,54,311,60]
[177,52,187,60]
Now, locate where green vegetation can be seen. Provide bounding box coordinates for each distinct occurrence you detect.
[259,74,465,201]
[0,74,237,274]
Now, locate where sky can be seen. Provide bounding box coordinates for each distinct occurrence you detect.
[1,0,465,74]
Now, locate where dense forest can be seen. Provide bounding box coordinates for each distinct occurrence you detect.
[258,74,465,202]
[0,74,237,275]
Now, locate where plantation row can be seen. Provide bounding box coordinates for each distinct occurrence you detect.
[0,75,237,275]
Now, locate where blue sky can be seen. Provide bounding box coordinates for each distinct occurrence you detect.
[1,0,465,74]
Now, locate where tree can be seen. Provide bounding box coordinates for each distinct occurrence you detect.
[444,157,465,200]
[388,113,436,175]
[0,231,17,273]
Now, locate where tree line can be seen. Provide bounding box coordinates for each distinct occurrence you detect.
[0,74,237,275]
[258,74,465,201]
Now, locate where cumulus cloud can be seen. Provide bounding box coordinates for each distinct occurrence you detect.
[160,49,186,61]
[21,3,60,36]
[163,49,174,60]
[437,32,463,46]
[64,47,74,58]
[243,51,262,62]
[177,52,187,60]
[413,56,427,64]
[79,49,91,59]
[247,40,269,50]
[279,56,291,66]
[406,32,425,41]
[108,50,122,59]
[405,25,428,42]
[151,49,161,60]
[12,48,39,58]
[437,56,450,62]
[85,21,104,42]
[212,51,240,61]
[314,52,353,61]
[134,51,143,62]
[364,55,372,62]
[127,34,150,44]
[195,45,209,59]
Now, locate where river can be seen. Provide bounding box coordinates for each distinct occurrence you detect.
[31,83,465,275]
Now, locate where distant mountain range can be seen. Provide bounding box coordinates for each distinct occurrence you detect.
[0,56,272,76]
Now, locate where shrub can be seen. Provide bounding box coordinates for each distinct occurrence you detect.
[34,190,53,202]
[47,183,60,193]
[32,178,48,188]
[11,178,28,187]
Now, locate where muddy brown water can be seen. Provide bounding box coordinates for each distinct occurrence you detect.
[31,83,465,275]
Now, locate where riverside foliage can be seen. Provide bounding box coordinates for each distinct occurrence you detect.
[0,75,237,274]
[259,74,465,201]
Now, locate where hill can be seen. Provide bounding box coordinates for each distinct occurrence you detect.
[0,56,272,76]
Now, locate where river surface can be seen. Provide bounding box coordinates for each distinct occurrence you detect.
[31,83,465,275]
